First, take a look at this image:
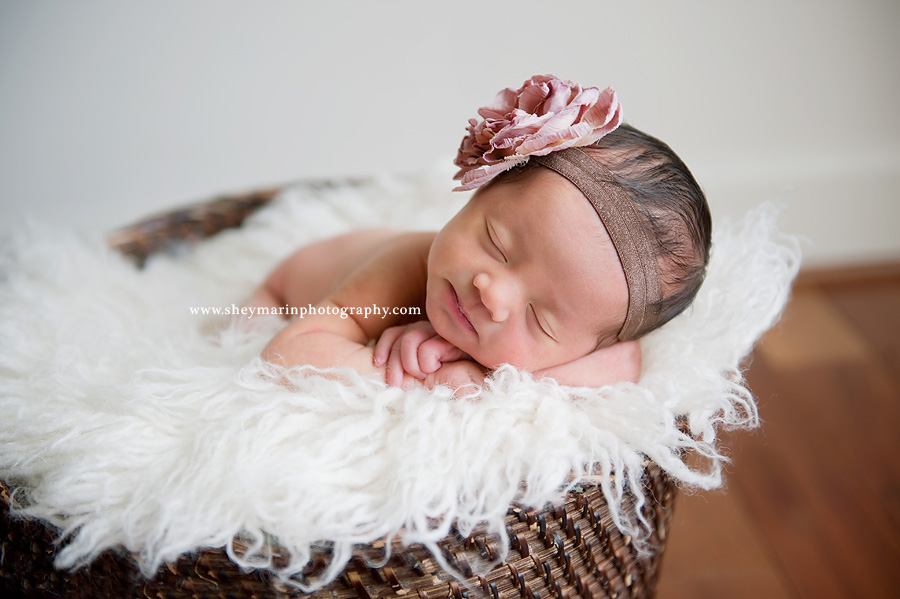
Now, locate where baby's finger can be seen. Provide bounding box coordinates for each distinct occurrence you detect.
[418,338,469,373]
[373,325,405,366]
[385,340,405,387]
[399,329,438,380]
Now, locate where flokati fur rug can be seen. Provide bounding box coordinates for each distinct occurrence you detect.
[0,167,799,589]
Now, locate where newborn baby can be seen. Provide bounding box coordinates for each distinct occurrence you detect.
[250,76,711,392]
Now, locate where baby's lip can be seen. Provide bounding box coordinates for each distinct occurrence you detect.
[451,285,476,333]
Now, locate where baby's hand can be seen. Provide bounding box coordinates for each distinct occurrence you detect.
[373,320,469,387]
[423,360,487,397]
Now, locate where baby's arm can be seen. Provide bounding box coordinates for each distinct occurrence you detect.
[265,313,485,392]
[374,322,640,389]
[260,232,433,382]
[248,229,397,312]
[533,341,642,387]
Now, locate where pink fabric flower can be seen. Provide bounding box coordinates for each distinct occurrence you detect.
[453,75,623,191]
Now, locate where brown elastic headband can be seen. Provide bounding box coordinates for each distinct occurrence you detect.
[531,148,661,341]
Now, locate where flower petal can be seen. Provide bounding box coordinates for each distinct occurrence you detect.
[542,79,577,115]
[452,75,623,191]
[580,87,621,129]
[453,156,529,191]
[516,81,550,114]
[515,104,582,154]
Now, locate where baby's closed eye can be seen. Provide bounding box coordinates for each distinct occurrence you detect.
[528,303,557,341]
[485,220,507,262]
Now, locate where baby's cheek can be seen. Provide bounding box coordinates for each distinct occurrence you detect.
[469,344,518,371]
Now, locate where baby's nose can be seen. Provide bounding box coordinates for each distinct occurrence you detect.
[473,273,511,322]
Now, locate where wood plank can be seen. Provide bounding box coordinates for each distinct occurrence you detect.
[754,287,873,370]
[825,281,900,381]
[656,477,795,599]
[760,279,900,528]
[738,355,900,599]
[654,266,900,598]
[793,261,900,290]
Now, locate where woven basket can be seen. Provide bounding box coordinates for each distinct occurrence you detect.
[0,184,678,599]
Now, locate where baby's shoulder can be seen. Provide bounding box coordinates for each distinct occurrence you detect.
[386,229,437,254]
[349,227,435,244]
[334,229,436,283]
[325,228,435,266]
[358,229,436,263]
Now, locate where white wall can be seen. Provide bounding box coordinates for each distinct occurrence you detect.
[2,0,898,267]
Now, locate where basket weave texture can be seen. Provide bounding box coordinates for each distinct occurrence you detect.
[0,185,678,599]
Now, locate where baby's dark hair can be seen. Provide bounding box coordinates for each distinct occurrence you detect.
[582,123,712,335]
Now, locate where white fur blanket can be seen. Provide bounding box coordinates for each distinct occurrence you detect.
[0,168,800,589]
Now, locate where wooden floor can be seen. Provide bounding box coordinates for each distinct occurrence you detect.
[656,263,900,599]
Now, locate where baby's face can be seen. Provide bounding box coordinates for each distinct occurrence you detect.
[426,168,629,371]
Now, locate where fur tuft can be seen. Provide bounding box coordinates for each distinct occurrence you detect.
[0,170,798,588]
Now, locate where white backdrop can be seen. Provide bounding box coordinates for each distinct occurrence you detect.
[2,0,898,266]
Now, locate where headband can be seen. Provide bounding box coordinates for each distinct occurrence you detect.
[531,149,661,341]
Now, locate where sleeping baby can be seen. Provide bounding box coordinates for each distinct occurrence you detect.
[248,75,711,391]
